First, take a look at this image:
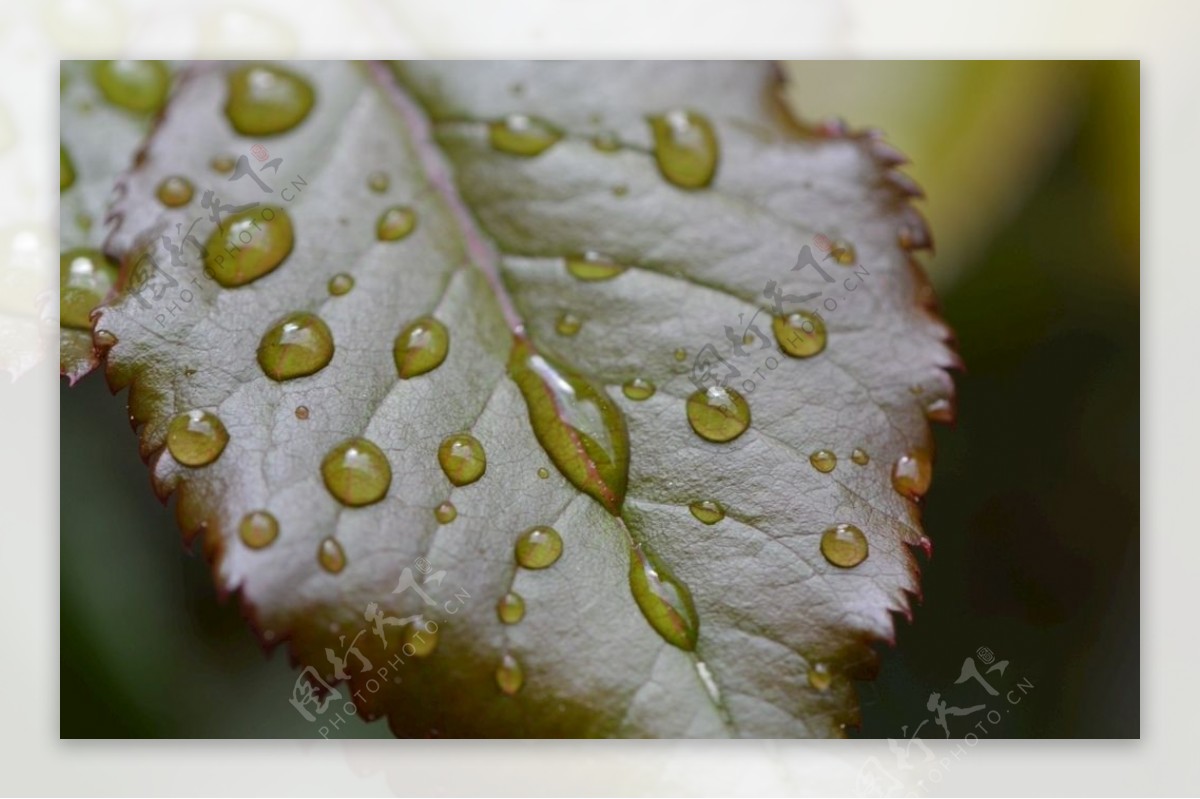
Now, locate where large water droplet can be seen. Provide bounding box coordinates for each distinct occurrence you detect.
[495,653,524,695]
[629,541,699,651]
[239,510,279,549]
[686,386,750,443]
[156,175,194,207]
[59,249,117,329]
[496,592,525,625]
[94,60,170,113]
[689,500,725,525]
[327,273,354,296]
[318,537,346,573]
[403,619,438,657]
[820,523,869,568]
[622,377,656,401]
[565,251,626,281]
[225,64,314,136]
[515,525,562,569]
[203,205,294,287]
[60,145,75,191]
[438,434,486,487]
[166,410,229,467]
[434,501,457,524]
[810,449,837,473]
[376,206,416,241]
[555,311,581,336]
[394,316,448,378]
[892,450,932,499]
[808,662,833,691]
[489,115,561,156]
[321,437,391,506]
[508,339,628,514]
[648,110,718,189]
[774,311,827,358]
[851,448,870,466]
[257,311,334,381]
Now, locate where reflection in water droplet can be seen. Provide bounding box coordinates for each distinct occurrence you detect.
[515,525,562,569]
[225,64,315,136]
[496,653,524,695]
[808,662,833,690]
[686,386,750,443]
[376,206,417,241]
[403,619,438,656]
[892,450,932,499]
[321,437,391,506]
[648,110,718,189]
[60,145,75,191]
[629,542,699,650]
[489,115,561,156]
[565,251,626,281]
[156,175,194,207]
[496,592,525,624]
[328,273,354,296]
[295,405,309,420]
[774,311,827,358]
[851,448,869,466]
[318,537,346,573]
[820,523,869,568]
[94,60,170,113]
[60,249,118,329]
[239,510,279,549]
[810,449,837,473]
[203,205,293,287]
[166,409,229,467]
[555,311,581,336]
[689,500,725,525]
[257,311,334,381]
[622,377,656,401]
[367,171,389,193]
[394,316,448,378]
[438,434,486,487]
[434,501,457,524]
[536,467,550,480]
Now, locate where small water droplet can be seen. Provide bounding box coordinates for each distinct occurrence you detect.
[591,131,620,152]
[295,405,309,420]
[648,110,718,189]
[203,205,294,287]
[257,311,334,381]
[239,510,279,549]
[555,311,581,336]
[394,316,449,378]
[495,652,524,695]
[327,273,354,296]
[565,251,626,281]
[622,377,656,401]
[686,386,750,443]
[321,438,391,506]
[851,448,869,465]
[689,500,725,525]
[925,398,953,424]
[403,619,438,657]
[829,240,856,266]
[774,311,827,358]
[891,450,932,499]
[94,330,117,348]
[60,145,75,191]
[60,249,118,329]
[515,525,562,569]
[629,541,699,650]
[489,115,561,156]
[94,60,170,113]
[367,171,389,193]
[156,175,194,207]
[434,501,457,524]
[317,537,346,573]
[225,64,314,136]
[674,348,687,362]
[211,154,236,174]
[808,662,833,690]
[496,592,525,624]
[438,434,486,487]
[166,410,229,467]
[376,206,417,241]
[820,523,869,568]
[810,449,837,473]
[536,467,550,479]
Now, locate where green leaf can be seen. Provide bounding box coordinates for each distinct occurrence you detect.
[85,60,956,737]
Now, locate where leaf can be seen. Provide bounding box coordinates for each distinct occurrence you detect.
[85,60,957,737]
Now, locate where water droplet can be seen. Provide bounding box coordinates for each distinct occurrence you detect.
[496,592,525,624]
[203,205,294,287]
[536,467,550,479]
[648,110,718,189]
[211,154,235,174]
[489,114,561,156]
[60,145,75,191]
[515,525,562,569]
[166,410,229,467]
[774,311,827,358]
[94,330,117,348]
[328,272,354,296]
[686,386,750,443]
[831,241,856,266]
[59,249,117,329]
[239,510,279,549]
[508,340,628,514]
[367,171,389,193]
[810,449,837,473]
[225,64,314,136]
[689,500,725,525]
[851,448,869,465]
[156,175,194,207]
[925,398,953,424]
[393,316,449,378]
[892,450,932,499]
[495,653,524,695]
[808,662,833,690]
[94,60,170,113]
[434,501,457,524]
[257,311,334,381]
[565,251,626,281]
[592,131,620,152]
[376,206,416,241]
[555,311,581,336]
[674,348,687,362]
[403,619,438,657]
[321,437,391,507]
[622,377,656,401]
[629,541,699,650]
[317,537,346,573]
[295,405,309,420]
[820,523,869,568]
[438,434,486,487]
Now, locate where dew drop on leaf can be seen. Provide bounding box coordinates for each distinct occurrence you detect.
[155,175,194,207]
[830,240,856,266]
[403,619,438,657]
[628,541,699,651]
[851,447,870,466]
[257,311,334,381]
[294,405,309,420]
[891,450,932,499]
[673,348,687,362]
[565,251,626,281]
[225,64,315,136]
[393,316,449,379]
[376,206,417,241]
[488,114,561,156]
[321,437,392,507]
[203,206,294,287]
[807,662,833,691]
[438,434,487,487]
[496,592,525,625]
[210,154,235,174]
[809,449,837,473]
[367,170,389,193]
[514,525,562,569]
[820,523,869,568]
[94,60,170,114]
[688,500,725,525]
[434,501,457,524]
[536,467,550,480]
[925,398,953,424]
[555,311,581,336]
[166,409,229,467]
[774,311,827,358]
[317,536,346,573]
[622,377,656,401]
[239,510,279,549]
[495,652,524,695]
[327,273,354,296]
[686,385,751,443]
[648,110,718,189]
[60,249,118,330]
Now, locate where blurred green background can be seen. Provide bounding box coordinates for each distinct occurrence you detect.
[60,61,1139,738]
